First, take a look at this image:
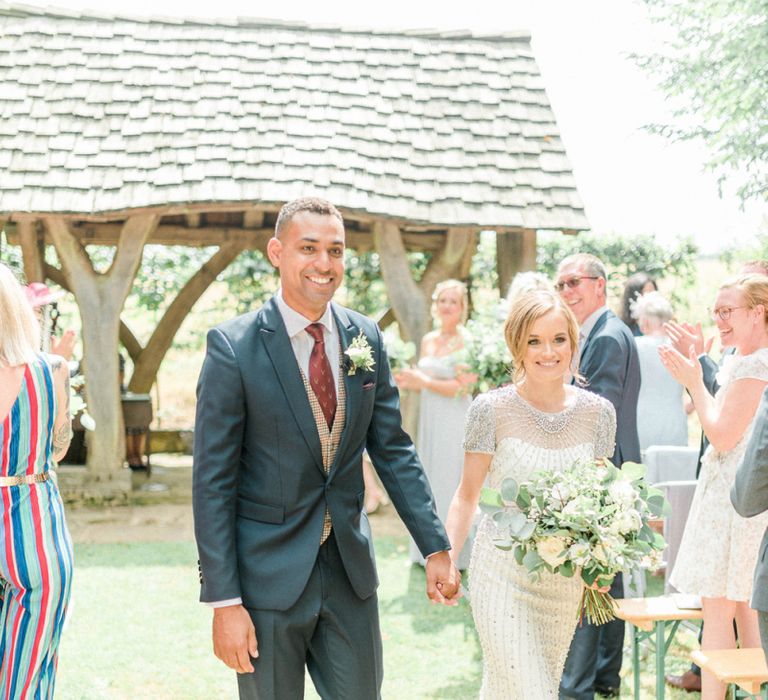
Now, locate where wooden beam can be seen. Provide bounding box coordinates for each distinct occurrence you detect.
[185,214,201,228]
[243,211,265,229]
[496,229,537,297]
[18,219,45,283]
[373,221,430,345]
[6,223,451,252]
[128,241,245,393]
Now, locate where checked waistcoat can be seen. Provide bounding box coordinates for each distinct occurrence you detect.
[299,341,346,544]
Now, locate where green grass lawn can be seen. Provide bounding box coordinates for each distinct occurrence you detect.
[56,537,699,699]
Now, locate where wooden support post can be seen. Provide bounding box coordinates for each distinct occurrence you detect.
[496,229,537,297]
[45,214,158,500]
[18,219,45,283]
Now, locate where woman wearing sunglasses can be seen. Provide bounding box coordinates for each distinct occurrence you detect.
[660,273,768,700]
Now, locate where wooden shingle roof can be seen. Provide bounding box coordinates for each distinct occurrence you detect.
[0,4,588,230]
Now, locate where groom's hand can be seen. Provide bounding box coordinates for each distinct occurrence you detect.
[425,551,462,606]
[212,604,258,674]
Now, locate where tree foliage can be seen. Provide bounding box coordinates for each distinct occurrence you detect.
[638,0,768,202]
[536,232,698,304]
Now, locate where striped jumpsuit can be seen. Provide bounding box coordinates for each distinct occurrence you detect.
[0,355,74,699]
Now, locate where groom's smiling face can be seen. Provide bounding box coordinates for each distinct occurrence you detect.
[267,211,346,321]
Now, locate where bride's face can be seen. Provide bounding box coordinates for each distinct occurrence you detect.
[522,310,572,382]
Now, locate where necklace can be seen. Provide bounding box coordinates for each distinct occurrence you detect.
[514,387,576,434]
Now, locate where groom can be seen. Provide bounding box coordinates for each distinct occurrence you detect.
[193,197,459,699]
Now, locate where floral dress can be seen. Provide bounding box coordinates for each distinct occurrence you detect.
[671,349,768,601]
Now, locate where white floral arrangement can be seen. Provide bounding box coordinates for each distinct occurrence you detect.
[382,326,416,372]
[70,375,95,431]
[459,304,512,393]
[480,460,668,625]
[344,330,376,376]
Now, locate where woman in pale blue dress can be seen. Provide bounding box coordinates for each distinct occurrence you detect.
[395,280,476,569]
[632,291,687,451]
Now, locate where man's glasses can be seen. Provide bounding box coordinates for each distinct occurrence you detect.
[710,306,747,321]
[554,276,599,292]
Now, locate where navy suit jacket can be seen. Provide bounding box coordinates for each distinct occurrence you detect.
[578,309,641,466]
[192,297,448,611]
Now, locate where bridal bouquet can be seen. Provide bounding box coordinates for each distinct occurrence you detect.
[480,460,668,625]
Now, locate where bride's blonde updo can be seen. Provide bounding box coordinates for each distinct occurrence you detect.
[504,290,580,383]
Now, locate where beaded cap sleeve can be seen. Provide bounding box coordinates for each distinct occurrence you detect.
[463,384,615,457]
[462,393,496,454]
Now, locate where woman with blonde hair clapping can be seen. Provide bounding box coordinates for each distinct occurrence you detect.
[661,273,768,700]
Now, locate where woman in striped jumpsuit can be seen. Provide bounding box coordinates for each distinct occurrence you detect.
[0,263,74,699]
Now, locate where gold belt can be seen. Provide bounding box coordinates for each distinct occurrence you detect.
[0,473,50,487]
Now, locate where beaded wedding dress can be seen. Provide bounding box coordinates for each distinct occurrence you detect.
[463,385,616,699]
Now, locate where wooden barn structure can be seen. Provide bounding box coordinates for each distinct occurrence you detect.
[0,4,588,498]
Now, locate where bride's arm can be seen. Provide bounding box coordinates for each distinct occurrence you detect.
[445,452,491,566]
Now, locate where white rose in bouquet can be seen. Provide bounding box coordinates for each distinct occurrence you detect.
[567,541,592,566]
[607,479,637,509]
[537,536,568,568]
[613,509,643,535]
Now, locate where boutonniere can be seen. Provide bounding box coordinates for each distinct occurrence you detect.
[344,330,376,376]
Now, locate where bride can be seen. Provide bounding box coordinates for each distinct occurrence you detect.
[445,290,617,698]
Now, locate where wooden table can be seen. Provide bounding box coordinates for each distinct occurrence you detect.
[691,648,768,698]
[615,596,703,700]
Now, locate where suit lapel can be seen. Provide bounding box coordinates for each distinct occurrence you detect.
[260,298,324,473]
[332,304,363,472]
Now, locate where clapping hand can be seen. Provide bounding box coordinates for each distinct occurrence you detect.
[50,329,76,362]
[425,550,462,606]
[664,320,713,357]
[658,343,703,391]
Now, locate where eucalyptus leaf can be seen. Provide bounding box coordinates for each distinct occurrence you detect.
[501,479,519,504]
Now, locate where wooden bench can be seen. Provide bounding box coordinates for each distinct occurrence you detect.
[615,596,703,700]
[691,648,768,698]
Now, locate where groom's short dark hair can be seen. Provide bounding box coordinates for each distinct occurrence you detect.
[275,197,344,237]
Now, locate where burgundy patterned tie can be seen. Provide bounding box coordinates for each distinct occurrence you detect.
[306,323,337,429]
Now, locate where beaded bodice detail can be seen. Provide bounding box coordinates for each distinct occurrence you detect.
[463,385,616,490]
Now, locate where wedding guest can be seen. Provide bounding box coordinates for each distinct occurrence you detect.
[445,290,616,697]
[506,270,551,303]
[664,258,768,693]
[620,272,657,336]
[632,291,687,451]
[0,263,74,698]
[23,282,77,361]
[395,279,476,569]
[661,273,768,700]
[556,253,641,700]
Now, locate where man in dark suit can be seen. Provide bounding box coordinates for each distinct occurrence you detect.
[193,197,459,699]
[556,253,641,700]
[731,386,768,663]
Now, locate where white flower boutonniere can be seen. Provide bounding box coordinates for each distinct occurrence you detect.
[344,330,376,376]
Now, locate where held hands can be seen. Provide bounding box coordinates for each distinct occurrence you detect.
[658,343,703,390]
[664,320,713,357]
[425,550,462,606]
[212,604,258,674]
[585,579,612,594]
